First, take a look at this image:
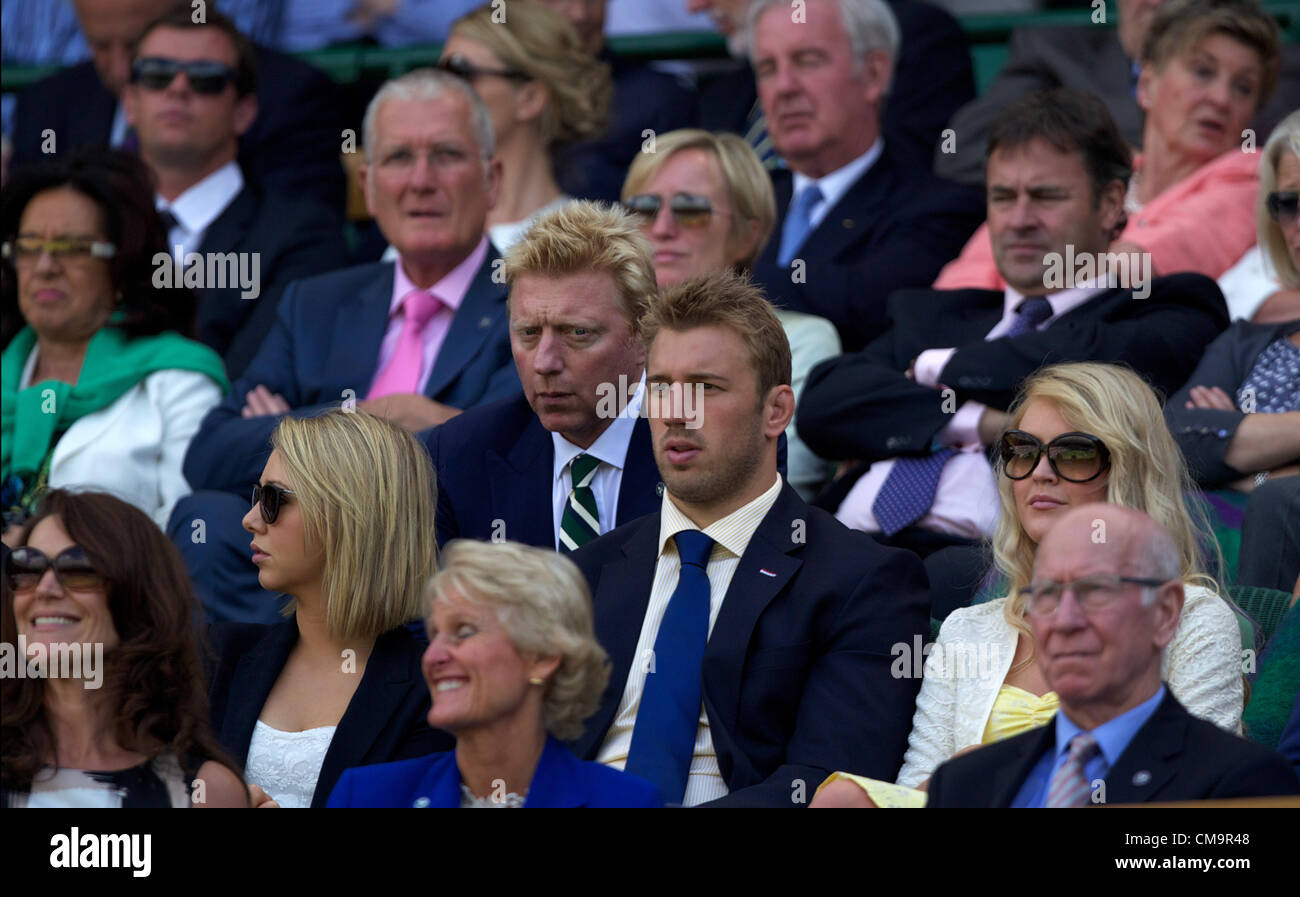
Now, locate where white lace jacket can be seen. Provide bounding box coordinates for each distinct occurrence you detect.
[894,585,1244,788]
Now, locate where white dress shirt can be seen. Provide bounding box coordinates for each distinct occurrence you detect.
[550,374,645,550]
[157,160,244,260]
[835,282,1107,539]
[596,474,784,806]
[789,138,883,231]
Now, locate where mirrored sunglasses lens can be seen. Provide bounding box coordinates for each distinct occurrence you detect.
[1002,436,1038,478]
[1050,440,1101,480]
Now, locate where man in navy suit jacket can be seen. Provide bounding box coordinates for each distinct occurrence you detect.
[172,70,521,624]
[424,202,663,551]
[568,271,929,807]
[927,506,1299,807]
[9,0,345,211]
[745,0,984,352]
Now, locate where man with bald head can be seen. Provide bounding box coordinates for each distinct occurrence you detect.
[928,504,1298,806]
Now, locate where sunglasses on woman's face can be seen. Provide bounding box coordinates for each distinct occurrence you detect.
[623,193,719,229]
[999,430,1111,482]
[130,57,239,95]
[1266,191,1299,226]
[436,54,530,83]
[251,483,295,525]
[5,545,106,593]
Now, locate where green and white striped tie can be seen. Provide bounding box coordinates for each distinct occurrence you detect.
[558,453,601,552]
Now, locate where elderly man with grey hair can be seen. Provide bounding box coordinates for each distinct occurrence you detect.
[172,68,521,625]
[927,504,1299,806]
[742,0,984,352]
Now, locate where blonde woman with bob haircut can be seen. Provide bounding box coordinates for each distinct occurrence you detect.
[328,540,663,808]
[207,410,452,809]
[813,362,1244,808]
[439,1,611,254]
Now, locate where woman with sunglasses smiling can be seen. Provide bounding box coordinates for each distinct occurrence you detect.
[811,362,1243,807]
[1,150,228,542]
[206,410,451,808]
[436,1,609,254]
[2,490,247,807]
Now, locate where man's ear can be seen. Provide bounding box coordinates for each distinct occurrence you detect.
[232,93,258,138]
[1098,178,1126,238]
[1150,582,1184,651]
[763,384,795,438]
[483,156,503,213]
[1135,65,1155,113]
[861,49,892,106]
[123,86,139,127]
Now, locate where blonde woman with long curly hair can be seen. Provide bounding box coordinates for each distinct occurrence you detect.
[813,362,1243,807]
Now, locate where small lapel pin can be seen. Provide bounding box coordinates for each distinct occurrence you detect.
[478,315,493,329]
[759,568,777,577]
[656,482,665,497]
[412,796,431,808]
[1131,770,1151,787]
[842,218,854,228]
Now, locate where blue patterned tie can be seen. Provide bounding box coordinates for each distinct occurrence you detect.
[743,100,780,170]
[778,183,823,266]
[624,530,714,804]
[872,448,959,537]
[1004,296,1054,337]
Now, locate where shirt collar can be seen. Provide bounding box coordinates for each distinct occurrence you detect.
[551,372,646,484]
[791,138,883,215]
[656,473,783,563]
[158,160,243,236]
[390,235,490,317]
[1054,684,1167,768]
[1002,280,1108,326]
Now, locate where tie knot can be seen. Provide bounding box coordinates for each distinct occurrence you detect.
[1015,296,1053,330]
[674,530,714,570]
[1068,733,1100,763]
[402,289,442,330]
[570,453,600,486]
[793,183,824,216]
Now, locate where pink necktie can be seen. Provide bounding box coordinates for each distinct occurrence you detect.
[368,289,442,399]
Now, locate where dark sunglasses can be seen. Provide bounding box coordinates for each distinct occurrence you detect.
[999,430,1111,482]
[437,54,530,83]
[623,193,720,228]
[5,545,106,593]
[1266,190,1298,225]
[251,483,295,525]
[131,57,238,95]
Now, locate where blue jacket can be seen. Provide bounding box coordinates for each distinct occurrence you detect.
[327,735,663,808]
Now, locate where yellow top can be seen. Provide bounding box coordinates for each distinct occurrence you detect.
[816,684,1059,808]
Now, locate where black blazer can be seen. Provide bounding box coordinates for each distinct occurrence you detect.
[183,250,521,496]
[423,393,663,550]
[750,145,984,352]
[927,691,1300,807]
[206,620,452,809]
[797,273,1230,475]
[1166,319,1300,488]
[10,49,346,210]
[194,184,350,380]
[568,480,930,807]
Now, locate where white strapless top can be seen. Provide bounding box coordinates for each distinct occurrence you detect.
[244,720,337,809]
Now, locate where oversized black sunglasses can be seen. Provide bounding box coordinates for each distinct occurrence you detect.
[5,545,106,593]
[1266,191,1298,225]
[999,430,1111,482]
[623,193,722,229]
[251,483,295,525]
[437,54,530,83]
[131,57,238,95]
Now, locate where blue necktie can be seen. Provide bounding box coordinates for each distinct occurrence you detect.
[778,183,823,266]
[1004,296,1054,338]
[624,530,714,804]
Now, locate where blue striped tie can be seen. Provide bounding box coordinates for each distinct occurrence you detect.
[778,183,823,266]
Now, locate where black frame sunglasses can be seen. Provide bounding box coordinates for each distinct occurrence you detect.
[131,57,239,95]
[5,545,107,593]
[252,483,295,525]
[1266,190,1298,225]
[437,54,530,83]
[623,193,719,228]
[999,430,1111,482]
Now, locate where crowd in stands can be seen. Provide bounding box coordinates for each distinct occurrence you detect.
[1,0,1297,809]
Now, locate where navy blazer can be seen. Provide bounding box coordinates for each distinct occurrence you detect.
[206,620,453,809]
[568,480,930,807]
[10,48,346,210]
[194,184,350,380]
[750,145,984,352]
[184,251,521,495]
[327,734,663,808]
[798,273,1231,479]
[1166,319,1300,488]
[423,393,662,550]
[927,692,1300,807]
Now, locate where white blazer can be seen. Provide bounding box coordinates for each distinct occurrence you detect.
[894,586,1244,788]
[21,351,222,530]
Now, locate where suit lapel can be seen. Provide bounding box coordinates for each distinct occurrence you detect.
[615,415,662,527]
[522,737,586,808]
[328,264,395,397]
[489,415,556,548]
[574,518,661,760]
[424,248,507,400]
[194,187,258,341]
[1105,692,1185,803]
[223,622,298,762]
[770,154,898,265]
[990,722,1060,807]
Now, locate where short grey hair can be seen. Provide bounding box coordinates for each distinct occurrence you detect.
[1258,110,1300,289]
[1132,523,1182,606]
[361,68,495,164]
[425,540,610,742]
[747,0,900,88]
